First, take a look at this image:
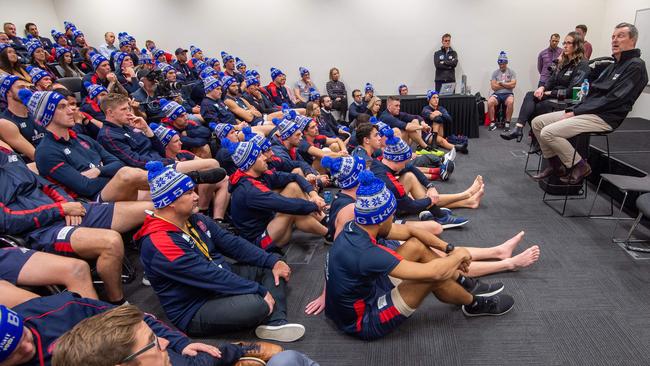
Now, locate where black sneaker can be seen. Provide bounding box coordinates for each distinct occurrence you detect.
[187,168,227,184]
[462,293,514,317]
[504,122,510,132]
[487,122,497,131]
[464,278,504,297]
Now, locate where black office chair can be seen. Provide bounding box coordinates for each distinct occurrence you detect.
[56,77,83,102]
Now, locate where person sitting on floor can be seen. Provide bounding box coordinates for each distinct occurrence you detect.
[159,98,212,158]
[0,144,151,305]
[243,74,282,115]
[487,51,517,132]
[324,170,515,340]
[269,114,323,183]
[421,90,468,154]
[135,161,305,342]
[226,139,328,250]
[380,96,434,152]
[370,130,480,228]
[531,23,648,184]
[298,117,348,170]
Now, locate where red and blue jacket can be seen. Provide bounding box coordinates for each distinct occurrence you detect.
[379,110,423,131]
[97,121,175,169]
[35,130,124,199]
[265,82,294,108]
[134,214,280,331]
[270,140,317,176]
[228,169,318,242]
[370,159,433,214]
[79,96,106,122]
[80,72,109,99]
[12,292,224,366]
[200,96,236,125]
[0,147,67,235]
[163,119,212,149]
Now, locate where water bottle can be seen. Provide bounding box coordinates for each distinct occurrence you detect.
[579,79,589,101]
[323,191,333,205]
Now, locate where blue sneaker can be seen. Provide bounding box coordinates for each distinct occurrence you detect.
[439,159,454,181]
[434,209,469,229]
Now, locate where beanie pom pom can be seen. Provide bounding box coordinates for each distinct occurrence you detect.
[145,161,165,173]
[159,98,169,107]
[272,117,281,127]
[242,126,253,139]
[281,103,289,111]
[222,138,238,155]
[321,156,334,169]
[383,128,394,139]
[149,123,160,130]
[17,88,33,106]
[358,170,375,186]
[208,122,217,131]
[288,110,296,119]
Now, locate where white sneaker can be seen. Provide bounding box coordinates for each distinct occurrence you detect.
[443,147,456,163]
[255,323,305,342]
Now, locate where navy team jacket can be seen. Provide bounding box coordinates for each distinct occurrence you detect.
[98,121,175,169]
[270,140,318,176]
[134,214,280,331]
[370,158,433,214]
[163,119,212,149]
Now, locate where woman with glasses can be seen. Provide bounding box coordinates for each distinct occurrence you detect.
[501,32,589,143]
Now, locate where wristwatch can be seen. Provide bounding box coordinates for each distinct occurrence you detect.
[445,243,455,254]
[426,182,437,189]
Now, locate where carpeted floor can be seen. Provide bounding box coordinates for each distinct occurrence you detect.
[125,125,650,366]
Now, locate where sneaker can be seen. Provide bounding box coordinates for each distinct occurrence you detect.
[235,357,266,366]
[443,147,456,163]
[418,211,435,221]
[416,148,445,157]
[255,323,305,342]
[234,341,283,361]
[461,277,504,297]
[433,210,469,229]
[504,122,510,132]
[487,122,497,131]
[439,160,454,181]
[462,293,515,317]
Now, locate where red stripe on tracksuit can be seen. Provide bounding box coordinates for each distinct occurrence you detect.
[385,173,406,198]
[353,299,366,332]
[378,305,401,324]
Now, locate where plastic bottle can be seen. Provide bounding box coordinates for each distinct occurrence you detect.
[579,79,589,101]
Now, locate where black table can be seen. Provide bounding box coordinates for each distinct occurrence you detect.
[379,94,480,138]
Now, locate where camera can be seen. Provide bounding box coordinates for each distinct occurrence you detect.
[142,70,183,99]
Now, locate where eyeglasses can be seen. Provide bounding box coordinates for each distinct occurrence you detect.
[120,334,160,363]
[562,41,574,45]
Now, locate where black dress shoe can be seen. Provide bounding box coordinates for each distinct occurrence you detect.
[500,126,523,142]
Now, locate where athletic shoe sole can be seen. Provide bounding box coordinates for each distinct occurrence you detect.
[255,324,305,342]
[444,147,456,163]
[461,303,514,317]
[439,219,469,229]
[473,284,504,297]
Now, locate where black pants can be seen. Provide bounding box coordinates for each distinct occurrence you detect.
[168,343,243,365]
[517,91,556,126]
[187,264,288,336]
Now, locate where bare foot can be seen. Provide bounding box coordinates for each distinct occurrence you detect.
[495,231,525,259]
[504,245,540,271]
[466,176,483,196]
[465,184,485,209]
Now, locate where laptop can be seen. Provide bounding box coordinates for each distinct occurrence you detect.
[440,82,456,95]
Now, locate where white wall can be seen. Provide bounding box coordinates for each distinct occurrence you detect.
[601,0,650,118]
[5,0,648,119]
[1,0,60,40]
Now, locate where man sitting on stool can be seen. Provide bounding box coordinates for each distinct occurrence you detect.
[487,51,517,132]
[531,22,648,184]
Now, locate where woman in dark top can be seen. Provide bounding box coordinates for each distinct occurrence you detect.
[502,31,590,142]
[365,96,382,119]
[325,67,348,121]
[0,45,30,81]
[55,47,85,77]
[28,43,58,80]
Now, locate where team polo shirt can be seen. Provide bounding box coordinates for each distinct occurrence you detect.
[325,221,403,334]
[297,135,327,165]
[0,109,46,148]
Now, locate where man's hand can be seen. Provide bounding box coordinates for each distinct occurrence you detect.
[61,202,86,216]
[309,192,326,210]
[272,260,291,285]
[129,115,151,133]
[65,215,83,226]
[263,292,275,315]
[305,174,317,185]
[182,343,221,358]
[122,66,136,78]
[533,87,545,99]
[317,174,330,186]
[431,110,442,118]
[562,112,575,120]
[405,121,422,132]
[452,247,472,262]
[106,72,117,83]
[426,187,439,205]
[80,167,101,179]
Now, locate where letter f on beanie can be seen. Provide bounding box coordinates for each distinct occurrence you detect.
[354,170,397,225]
[146,161,195,209]
[321,155,366,189]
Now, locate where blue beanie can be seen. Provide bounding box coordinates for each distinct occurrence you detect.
[150,123,178,147]
[84,81,107,100]
[156,62,175,74]
[152,48,165,59]
[223,139,261,171]
[190,45,202,57]
[355,170,397,225]
[235,57,246,69]
[270,67,284,80]
[118,33,131,48]
[72,29,84,40]
[299,67,309,77]
[146,161,195,208]
[159,98,186,121]
[221,74,236,90]
[18,89,64,127]
[322,155,366,189]
[246,69,260,79]
[245,75,260,86]
[206,58,220,68]
[193,59,207,73]
[89,52,108,70]
[365,83,374,93]
[273,112,299,140]
[139,49,154,65]
[221,51,233,64]
[383,129,412,162]
[0,305,24,362]
[0,74,18,102]
[370,116,391,137]
[294,114,312,132]
[26,66,49,86]
[308,87,320,102]
[427,89,439,100]
[113,52,129,71]
[243,126,272,152]
[54,46,70,60]
[209,122,234,139]
[497,51,508,64]
[51,29,65,42]
[25,41,42,57]
[202,75,221,94]
[199,67,218,79]
[64,21,76,31]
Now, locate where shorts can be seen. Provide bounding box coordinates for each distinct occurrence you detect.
[355,285,414,340]
[0,247,36,284]
[254,230,275,251]
[491,93,513,104]
[26,202,115,256]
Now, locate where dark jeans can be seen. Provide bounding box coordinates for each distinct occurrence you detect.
[517,91,556,126]
[168,343,243,365]
[187,264,288,336]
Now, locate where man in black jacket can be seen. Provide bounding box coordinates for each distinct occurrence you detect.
[434,34,458,92]
[531,22,648,184]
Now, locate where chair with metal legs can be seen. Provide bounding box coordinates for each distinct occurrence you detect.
[588,174,650,241]
[615,193,650,252]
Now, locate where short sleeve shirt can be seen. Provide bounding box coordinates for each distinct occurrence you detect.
[491,67,517,94]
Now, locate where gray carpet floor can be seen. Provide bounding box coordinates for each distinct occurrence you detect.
[125,125,650,366]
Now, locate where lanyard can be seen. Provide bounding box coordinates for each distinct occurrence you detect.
[148,212,212,261]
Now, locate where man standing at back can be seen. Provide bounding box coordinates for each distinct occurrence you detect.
[537,33,562,87]
[433,33,458,92]
[575,24,592,59]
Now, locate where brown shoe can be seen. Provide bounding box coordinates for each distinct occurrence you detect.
[234,341,283,362]
[560,161,592,185]
[532,157,566,180]
[235,357,266,366]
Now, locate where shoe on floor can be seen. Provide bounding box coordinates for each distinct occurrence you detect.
[443,147,456,163]
[234,341,283,361]
[423,209,469,229]
[255,323,305,342]
[462,293,515,317]
[235,357,266,366]
[487,122,497,131]
[416,148,445,157]
[439,160,454,181]
[461,277,504,297]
